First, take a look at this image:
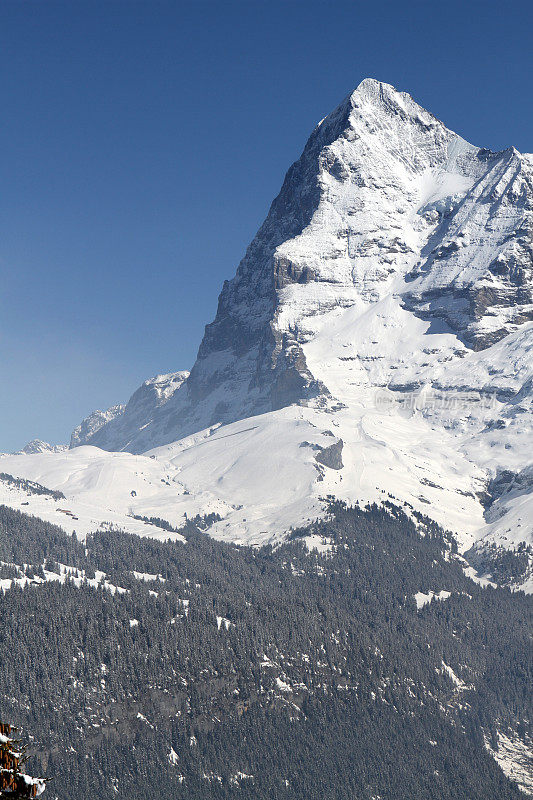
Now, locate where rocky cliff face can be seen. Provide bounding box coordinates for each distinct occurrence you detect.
[405,147,533,349]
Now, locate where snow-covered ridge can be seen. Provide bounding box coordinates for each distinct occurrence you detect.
[18,439,68,455]
[71,371,189,450]
[70,404,125,448]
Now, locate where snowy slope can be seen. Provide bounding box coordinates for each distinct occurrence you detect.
[0,448,187,541]
[0,404,483,549]
[2,79,532,587]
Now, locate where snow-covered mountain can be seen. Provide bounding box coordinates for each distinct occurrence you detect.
[19,439,68,455]
[71,372,189,450]
[2,79,532,588]
[70,404,126,448]
[74,78,533,454]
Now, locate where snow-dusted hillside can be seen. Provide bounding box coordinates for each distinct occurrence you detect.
[2,79,532,587]
[0,447,188,541]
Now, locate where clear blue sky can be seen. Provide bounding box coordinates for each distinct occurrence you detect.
[1,0,532,451]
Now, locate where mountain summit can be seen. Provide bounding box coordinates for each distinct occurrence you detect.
[75,78,533,455]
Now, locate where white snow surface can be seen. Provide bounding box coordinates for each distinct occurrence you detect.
[484,730,533,796]
[0,447,186,542]
[0,560,128,595]
[3,79,533,587]
[0,390,515,555]
[414,590,452,610]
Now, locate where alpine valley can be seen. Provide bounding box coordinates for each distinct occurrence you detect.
[1,80,532,799]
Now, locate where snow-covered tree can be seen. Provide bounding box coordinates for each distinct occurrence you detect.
[0,723,45,798]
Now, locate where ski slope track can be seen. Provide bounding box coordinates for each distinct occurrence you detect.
[2,79,532,589]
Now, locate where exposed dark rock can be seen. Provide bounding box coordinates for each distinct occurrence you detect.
[315,439,344,470]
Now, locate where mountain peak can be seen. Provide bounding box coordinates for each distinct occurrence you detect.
[70,82,532,464]
[18,439,67,455]
[321,78,420,134]
[353,76,396,98]
[348,77,413,110]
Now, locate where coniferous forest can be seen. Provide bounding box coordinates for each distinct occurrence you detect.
[0,502,531,799]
